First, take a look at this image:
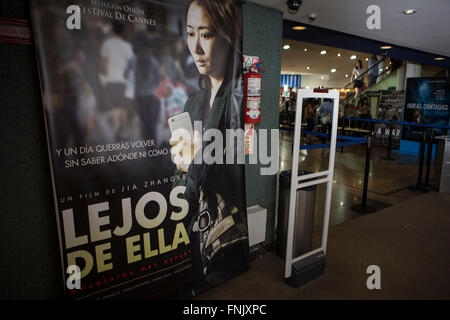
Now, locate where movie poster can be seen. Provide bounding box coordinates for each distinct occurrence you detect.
[402,77,450,141]
[374,90,404,150]
[30,0,249,300]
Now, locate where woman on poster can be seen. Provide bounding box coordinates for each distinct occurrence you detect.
[170,0,249,294]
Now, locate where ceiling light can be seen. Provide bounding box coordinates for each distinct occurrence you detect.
[365,58,369,61]
[321,76,324,80]
[331,68,336,73]
[337,53,341,57]
[350,55,356,60]
[306,86,310,89]
[304,48,308,52]
[293,26,307,30]
[320,50,327,55]
[380,45,392,49]
[345,74,349,77]
[306,66,310,70]
[435,57,445,61]
[283,44,290,50]
[403,9,416,15]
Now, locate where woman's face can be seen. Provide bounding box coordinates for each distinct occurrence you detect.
[186,2,229,79]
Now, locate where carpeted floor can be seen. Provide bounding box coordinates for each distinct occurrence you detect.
[195,192,450,300]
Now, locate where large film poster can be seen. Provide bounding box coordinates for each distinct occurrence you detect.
[374,90,404,150]
[30,0,249,300]
[402,77,450,141]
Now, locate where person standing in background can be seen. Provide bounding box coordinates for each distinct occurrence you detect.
[125,31,162,140]
[359,99,372,130]
[351,59,365,98]
[320,98,333,135]
[304,100,317,144]
[100,21,134,137]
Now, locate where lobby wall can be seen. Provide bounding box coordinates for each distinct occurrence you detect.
[243,2,282,246]
[0,1,62,299]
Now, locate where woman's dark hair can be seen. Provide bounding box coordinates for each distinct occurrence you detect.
[191,0,242,51]
[189,0,242,89]
[357,59,363,69]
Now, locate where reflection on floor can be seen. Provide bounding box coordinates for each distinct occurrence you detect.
[196,191,450,299]
[195,132,449,300]
[279,130,431,231]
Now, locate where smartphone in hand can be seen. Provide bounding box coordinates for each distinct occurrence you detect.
[168,112,193,136]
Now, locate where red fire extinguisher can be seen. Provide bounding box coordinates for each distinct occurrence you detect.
[244,61,264,124]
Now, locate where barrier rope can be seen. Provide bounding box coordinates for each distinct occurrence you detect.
[343,117,450,130]
[300,138,367,150]
[281,117,449,151]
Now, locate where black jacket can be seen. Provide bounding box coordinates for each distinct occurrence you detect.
[174,78,247,232]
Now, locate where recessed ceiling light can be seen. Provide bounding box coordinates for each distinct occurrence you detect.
[331,68,336,73]
[386,67,389,69]
[321,76,324,80]
[345,74,349,77]
[293,26,307,30]
[304,48,308,52]
[365,58,369,61]
[283,44,290,50]
[337,53,341,57]
[350,55,356,60]
[435,57,445,61]
[403,9,416,15]
[320,50,327,55]
[380,45,392,49]
[306,66,310,70]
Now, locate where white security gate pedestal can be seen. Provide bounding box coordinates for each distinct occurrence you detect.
[284,89,339,287]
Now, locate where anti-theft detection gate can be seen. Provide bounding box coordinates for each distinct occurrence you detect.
[284,89,339,287]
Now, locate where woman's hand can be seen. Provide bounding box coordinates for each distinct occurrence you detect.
[170,129,202,172]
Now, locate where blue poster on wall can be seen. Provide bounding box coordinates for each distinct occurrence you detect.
[402,77,450,141]
[280,74,301,88]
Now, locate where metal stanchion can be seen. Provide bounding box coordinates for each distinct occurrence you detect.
[351,133,377,214]
[383,120,395,161]
[423,128,434,191]
[408,129,427,192]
